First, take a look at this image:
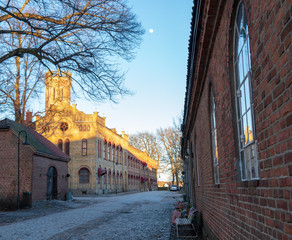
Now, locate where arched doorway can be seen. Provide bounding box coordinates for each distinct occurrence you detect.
[47,166,58,200]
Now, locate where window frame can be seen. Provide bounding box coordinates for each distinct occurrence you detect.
[210,89,220,185]
[79,167,90,184]
[82,138,87,156]
[233,1,259,181]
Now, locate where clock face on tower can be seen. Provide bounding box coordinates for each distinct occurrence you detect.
[60,122,69,132]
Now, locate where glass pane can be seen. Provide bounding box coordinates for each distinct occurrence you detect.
[250,143,258,178]
[214,131,217,148]
[243,11,248,34]
[243,113,248,145]
[238,52,244,84]
[244,147,251,179]
[244,79,251,111]
[247,37,251,68]
[212,110,216,129]
[247,110,254,143]
[240,84,246,114]
[242,36,249,78]
[238,31,245,56]
[235,62,241,88]
[236,3,243,32]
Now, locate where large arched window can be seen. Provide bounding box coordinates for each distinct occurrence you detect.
[234,2,258,180]
[57,139,63,151]
[65,139,70,156]
[210,89,219,184]
[79,168,90,183]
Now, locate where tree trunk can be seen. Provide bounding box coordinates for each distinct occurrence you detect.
[14,56,21,123]
[175,171,179,190]
[172,173,175,184]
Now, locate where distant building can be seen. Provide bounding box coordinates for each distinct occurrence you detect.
[35,71,157,195]
[181,0,291,239]
[0,119,70,210]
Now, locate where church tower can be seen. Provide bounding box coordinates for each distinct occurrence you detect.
[45,70,72,112]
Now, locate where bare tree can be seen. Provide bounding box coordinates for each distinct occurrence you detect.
[0,0,144,122]
[129,131,163,173]
[0,16,44,123]
[158,124,183,187]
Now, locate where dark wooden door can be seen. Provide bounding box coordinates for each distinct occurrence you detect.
[47,167,58,200]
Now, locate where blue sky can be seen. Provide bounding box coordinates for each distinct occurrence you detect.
[73,0,193,134]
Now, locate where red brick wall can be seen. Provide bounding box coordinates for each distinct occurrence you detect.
[0,130,33,209]
[186,0,291,239]
[0,129,69,209]
[32,156,69,201]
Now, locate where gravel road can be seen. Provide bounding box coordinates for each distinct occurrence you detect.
[0,191,183,240]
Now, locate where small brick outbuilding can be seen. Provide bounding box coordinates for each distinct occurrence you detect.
[0,118,70,210]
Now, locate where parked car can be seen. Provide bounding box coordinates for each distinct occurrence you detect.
[169,185,178,191]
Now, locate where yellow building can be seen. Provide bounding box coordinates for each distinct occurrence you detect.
[36,71,157,195]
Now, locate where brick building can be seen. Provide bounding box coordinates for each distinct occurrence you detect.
[181,0,291,239]
[35,71,157,195]
[0,119,70,210]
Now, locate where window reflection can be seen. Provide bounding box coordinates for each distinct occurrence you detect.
[240,85,246,113]
[244,79,251,111]
[242,37,249,78]
[238,52,244,83]
[243,114,247,144]
[247,110,254,143]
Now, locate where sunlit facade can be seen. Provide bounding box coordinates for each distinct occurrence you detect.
[36,71,157,195]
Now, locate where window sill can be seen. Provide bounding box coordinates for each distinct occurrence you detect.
[237,179,260,188]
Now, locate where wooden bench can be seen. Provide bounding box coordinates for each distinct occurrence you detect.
[175,207,198,238]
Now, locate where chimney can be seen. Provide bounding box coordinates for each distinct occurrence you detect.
[25,111,33,124]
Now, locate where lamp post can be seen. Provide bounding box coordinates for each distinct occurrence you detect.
[17,130,29,210]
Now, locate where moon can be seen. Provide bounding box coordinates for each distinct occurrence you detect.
[149,29,154,34]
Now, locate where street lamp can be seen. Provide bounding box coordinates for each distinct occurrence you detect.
[18,130,29,210]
